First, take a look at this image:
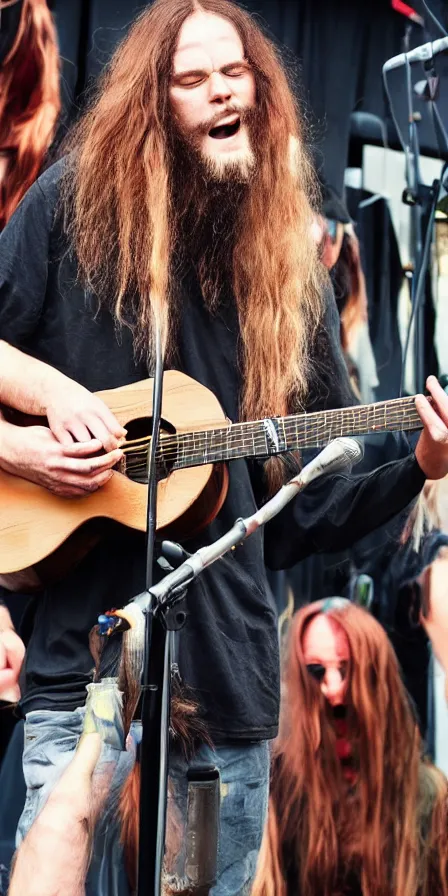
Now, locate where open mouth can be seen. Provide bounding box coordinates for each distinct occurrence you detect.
[208,117,241,140]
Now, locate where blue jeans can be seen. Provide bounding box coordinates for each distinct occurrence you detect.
[17,710,270,896]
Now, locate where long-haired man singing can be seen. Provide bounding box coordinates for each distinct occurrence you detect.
[1,1,448,894]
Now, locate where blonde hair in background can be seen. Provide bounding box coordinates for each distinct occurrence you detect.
[404,474,448,550]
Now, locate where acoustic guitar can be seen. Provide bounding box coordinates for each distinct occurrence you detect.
[0,370,424,581]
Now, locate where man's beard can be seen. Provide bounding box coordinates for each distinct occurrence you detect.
[167,106,261,307]
[168,140,247,308]
[174,104,258,186]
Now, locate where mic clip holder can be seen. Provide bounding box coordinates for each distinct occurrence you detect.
[154,583,189,633]
[402,181,437,208]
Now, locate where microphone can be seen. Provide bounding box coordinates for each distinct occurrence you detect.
[131,437,365,613]
[297,437,364,488]
[383,36,448,72]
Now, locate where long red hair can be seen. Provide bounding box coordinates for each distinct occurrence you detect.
[60,0,325,426]
[0,0,60,229]
[253,601,448,896]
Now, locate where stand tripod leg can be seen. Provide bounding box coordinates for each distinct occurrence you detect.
[137,609,171,894]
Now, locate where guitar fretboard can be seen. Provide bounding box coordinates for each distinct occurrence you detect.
[122,396,421,478]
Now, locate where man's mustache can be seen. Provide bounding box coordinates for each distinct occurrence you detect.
[195,104,254,137]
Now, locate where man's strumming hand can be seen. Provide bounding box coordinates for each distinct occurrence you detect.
[0,422,123,497]
[0,341,126,452]
[45,379,127,453]
[415,376,448,480]
[0,604,25,703]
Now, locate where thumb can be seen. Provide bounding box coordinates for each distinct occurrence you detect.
[67,732,102,783]
[2,630,25,676]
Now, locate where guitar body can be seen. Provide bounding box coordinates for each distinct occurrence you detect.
[0,371,229,580]
[0,368,428,585]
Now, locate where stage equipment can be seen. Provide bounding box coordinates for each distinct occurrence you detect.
[137,319,167,896]
[98,437,363,895]
[383,36,448,394]
[383,35,448,72]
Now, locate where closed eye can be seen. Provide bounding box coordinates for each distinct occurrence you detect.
[174,72,208,88]
[222,63,252,78]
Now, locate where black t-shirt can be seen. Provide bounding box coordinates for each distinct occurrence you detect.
[0,161,426,740]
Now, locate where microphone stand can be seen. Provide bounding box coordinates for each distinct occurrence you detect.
[402,26,425,394]
[398,29,448,395]
[136,321,170,896]
[131,435,362,893]
[130,439,364,620]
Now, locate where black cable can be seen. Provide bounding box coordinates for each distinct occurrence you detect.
[421,0,448,38]
[383,68,408,155]
[399,170,445,396]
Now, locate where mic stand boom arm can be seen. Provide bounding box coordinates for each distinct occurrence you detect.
[132,437,364,620]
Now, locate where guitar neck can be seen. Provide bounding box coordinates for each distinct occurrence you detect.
[169,396,422,471]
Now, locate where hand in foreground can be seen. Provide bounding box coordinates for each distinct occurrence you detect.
[0,606,25,703]
[415,376,448,480]
[8,732,106,896]
[45,380,127,452]
[0,423,123,497]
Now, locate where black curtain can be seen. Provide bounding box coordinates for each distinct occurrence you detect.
[48,0,448,194]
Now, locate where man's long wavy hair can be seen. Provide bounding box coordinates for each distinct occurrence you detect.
[0,0,60,229]
[253,601,448,896]
[61,0,325,426]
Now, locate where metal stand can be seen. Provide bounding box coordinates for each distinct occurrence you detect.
[131,439,363,893]
[137,322,169,896]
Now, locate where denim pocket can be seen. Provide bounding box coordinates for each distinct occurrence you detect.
[16,709,85,846]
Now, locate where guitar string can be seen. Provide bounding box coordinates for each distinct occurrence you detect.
[123,407,422,474]
[124,416,423,469]
[123,406,422,467]
[121,399,420,458]
[120,398,420,455]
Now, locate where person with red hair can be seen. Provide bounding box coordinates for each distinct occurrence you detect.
[253,598,448,896]
[0,0,60,230]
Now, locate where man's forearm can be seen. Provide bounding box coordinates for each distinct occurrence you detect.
[0,340,71,415]
[8,732,107,896]
[265,453,426,570]
[8,812,90,896]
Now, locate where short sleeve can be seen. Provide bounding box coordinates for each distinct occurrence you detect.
[0,166,59,347]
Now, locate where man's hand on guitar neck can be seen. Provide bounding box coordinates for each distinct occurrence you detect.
[415,376,448,480]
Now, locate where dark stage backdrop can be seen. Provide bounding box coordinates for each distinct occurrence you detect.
[48,0,448,195]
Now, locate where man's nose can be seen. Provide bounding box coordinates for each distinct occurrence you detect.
[208,71,232,103]
[322,668,344,705]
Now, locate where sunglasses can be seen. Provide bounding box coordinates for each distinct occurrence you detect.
[306,661,349,683]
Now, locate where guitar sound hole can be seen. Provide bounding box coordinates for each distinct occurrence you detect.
[124,417,176,484]
[125,416,175,441]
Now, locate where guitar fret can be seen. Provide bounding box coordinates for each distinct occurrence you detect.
[166,397,422,471]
